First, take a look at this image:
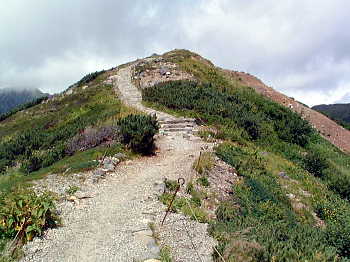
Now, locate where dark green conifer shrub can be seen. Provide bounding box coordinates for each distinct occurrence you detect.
[118,114,159,154]
[142,80,313,145]
[303,152,329,178]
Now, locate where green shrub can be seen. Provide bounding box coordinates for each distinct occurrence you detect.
[197,176,210,187]
[0,189,59,243]
[118,114,159,154]
[186,182,194,194]
[20,155,42,174]
[316,200,350,257]
[69,70,105,88]
[164,179,179,192]
[212,143,342,261]
[142,80,313,145]
[159,193,186,212]
[303,152,329,178]
[326,173,350,201]
[216,202,238,222]
[65,185,80,195]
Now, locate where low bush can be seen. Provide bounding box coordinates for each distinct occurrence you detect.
[197,176,210,187]
[142,80,313,145]
[325,173,350,201]
[118,114,159,154]
[164,179,179,192]
[315,199,350,257]
[213,143,342,261]
[69,70,105,88]
[215,202,238,223]
[0,189,59,243]
[303,152,329,178]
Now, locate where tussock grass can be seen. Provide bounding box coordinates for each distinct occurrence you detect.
[193,152,214,175]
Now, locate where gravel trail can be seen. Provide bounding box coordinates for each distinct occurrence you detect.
[22,65,216,262]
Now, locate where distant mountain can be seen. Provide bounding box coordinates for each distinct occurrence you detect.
[0,87,47,114]
[312,103,350,124]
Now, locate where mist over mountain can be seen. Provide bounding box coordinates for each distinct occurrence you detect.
[0,87,47,114]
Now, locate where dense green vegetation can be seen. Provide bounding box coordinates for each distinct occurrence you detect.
[0,189,59,260]
[118,114,159,154]
[143,80,312,146]
[214,143,350,261]
[143,51,350,260]
[0,190,59,243]
[68,70,106,89]
[0,88,46,115]
[0,83,123,177]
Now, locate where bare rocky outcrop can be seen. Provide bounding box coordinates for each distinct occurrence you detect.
[132,58,195,89]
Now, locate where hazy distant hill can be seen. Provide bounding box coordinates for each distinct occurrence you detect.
[312,103,350,124]
[0,87,47,114]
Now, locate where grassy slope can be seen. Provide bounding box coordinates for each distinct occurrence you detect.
[143,50,350,261]
[0,69,136,193]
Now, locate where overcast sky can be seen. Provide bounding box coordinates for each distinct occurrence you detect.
[1,0,350,106]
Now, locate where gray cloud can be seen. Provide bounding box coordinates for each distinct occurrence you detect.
[1,0,350,105]
[336,93,350,104]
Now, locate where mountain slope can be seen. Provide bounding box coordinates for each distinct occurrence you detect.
[137,50,350,260]
[0,87,47,114]
[0,69,133,189]
[1,49,350,261]
[223,70,350,152]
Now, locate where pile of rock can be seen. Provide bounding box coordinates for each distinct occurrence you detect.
[91,153,127,183]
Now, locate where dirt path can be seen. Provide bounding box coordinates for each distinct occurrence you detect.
[22,65,216,262]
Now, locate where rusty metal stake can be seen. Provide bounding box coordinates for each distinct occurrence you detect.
[161,177,185,226]
[196,151,202,172]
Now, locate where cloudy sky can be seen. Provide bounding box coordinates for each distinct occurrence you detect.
[1,0,350,106]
